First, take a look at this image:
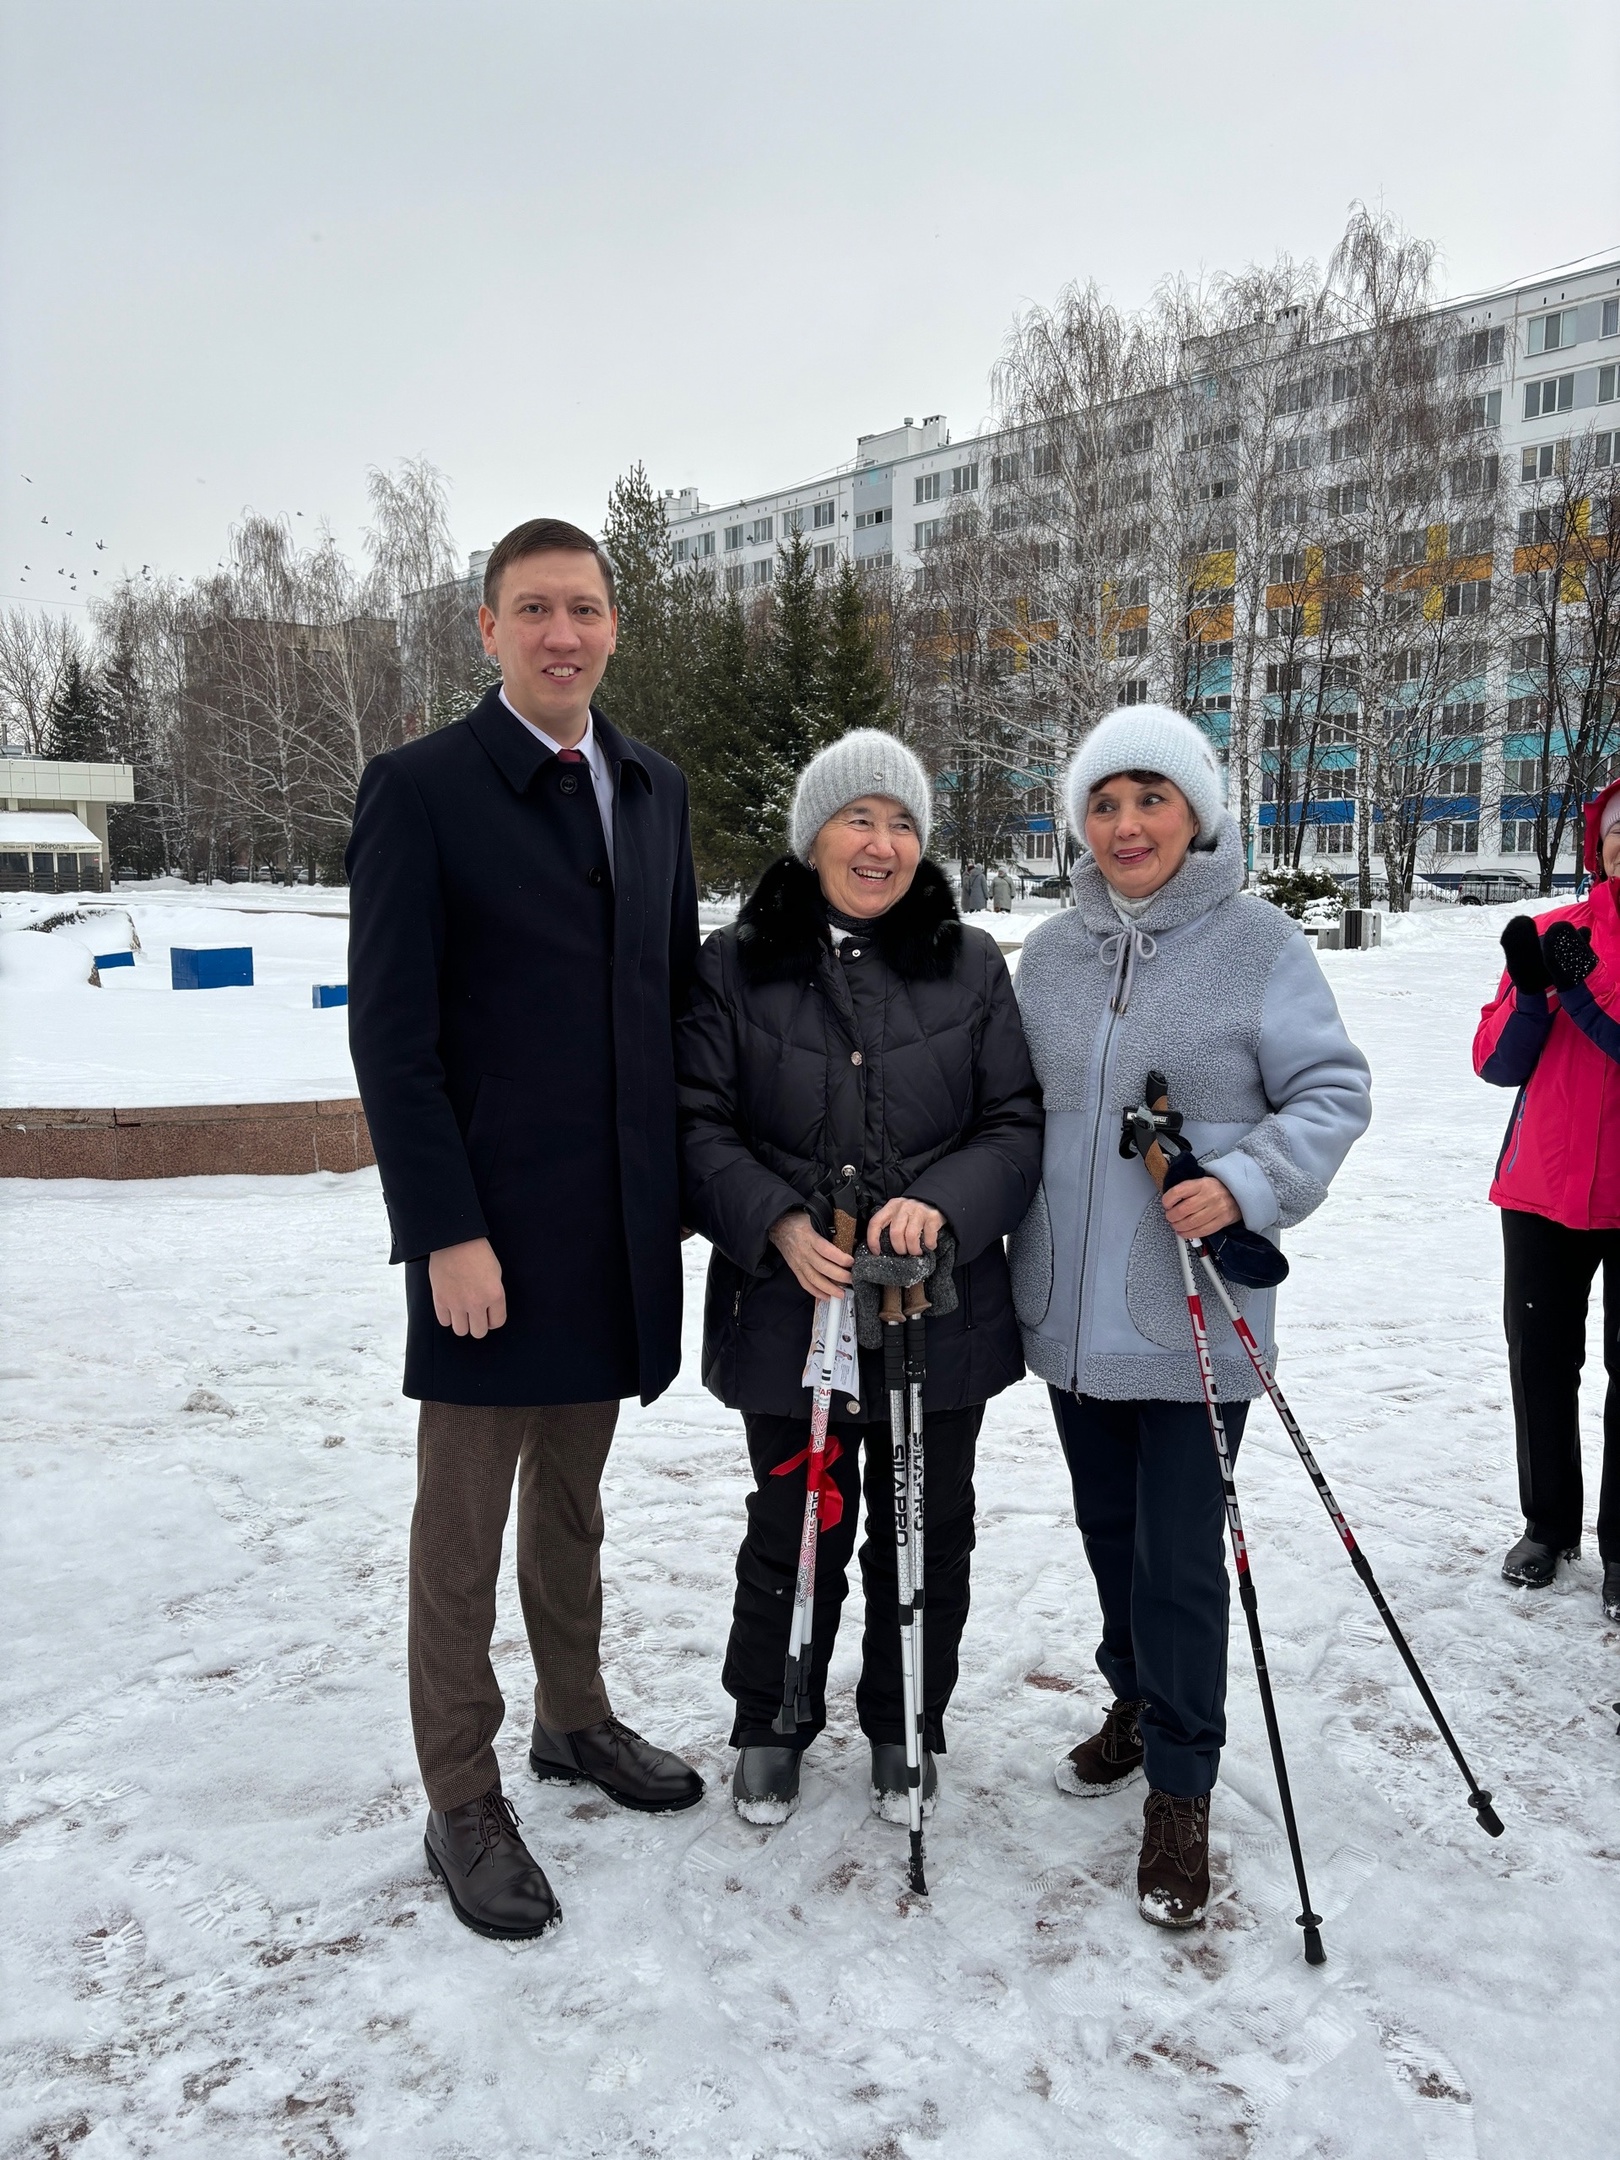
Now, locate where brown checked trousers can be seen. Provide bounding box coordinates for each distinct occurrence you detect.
[408,1399,619,1809]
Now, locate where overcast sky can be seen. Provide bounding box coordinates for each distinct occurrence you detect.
[2,0,1616,617]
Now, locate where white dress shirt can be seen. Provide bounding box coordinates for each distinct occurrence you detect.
[499,686,616,872]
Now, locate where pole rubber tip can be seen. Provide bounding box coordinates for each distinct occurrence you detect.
[1298,1912,1326,1966]
[1469,1791,1505,1837]
[907,1832,929,1897]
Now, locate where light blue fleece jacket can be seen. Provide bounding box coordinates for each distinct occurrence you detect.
[1010,823,1372,1401]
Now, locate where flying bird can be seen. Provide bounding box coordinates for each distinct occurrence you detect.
[66,528,72,536]
[40,515,47,524]
[21,474,30,482]
[96,540,104,550]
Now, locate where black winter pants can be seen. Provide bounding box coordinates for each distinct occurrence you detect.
[1049,1388,1249,1799]
[725,1406,983,1753]
[1502,1208,1620,1562]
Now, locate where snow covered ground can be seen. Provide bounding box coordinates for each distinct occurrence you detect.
[3,900,1617,2158]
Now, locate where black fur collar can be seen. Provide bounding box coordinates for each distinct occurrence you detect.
[736,854,963,986]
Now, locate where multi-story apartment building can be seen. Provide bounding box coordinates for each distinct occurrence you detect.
[663,249,1620,884]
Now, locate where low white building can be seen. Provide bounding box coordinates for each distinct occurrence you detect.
[0,757,134,891]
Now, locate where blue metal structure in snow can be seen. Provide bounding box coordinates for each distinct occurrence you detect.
[93,950,134,970]
[311,983,348,1008]
[171,946,253,990]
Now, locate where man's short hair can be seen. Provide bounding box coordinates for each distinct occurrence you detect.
[483,519,617,612]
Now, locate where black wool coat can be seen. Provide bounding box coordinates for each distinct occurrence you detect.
[677,854,1044,1417]
[345,688,699,1407]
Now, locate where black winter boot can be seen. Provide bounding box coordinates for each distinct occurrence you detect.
[731,1746,802,1825]
[1137,1789,1210,1930]
[529,1715,704,1813]
[1055,1698,1146,1798]
[423,1786,560,1941]
[1602,1561,1620,1622]
[868,1742,938,1823]
[1502,1535,1579,1587]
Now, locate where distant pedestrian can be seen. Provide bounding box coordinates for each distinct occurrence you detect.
[962,860,988,913]
[990,869,1014,913]
[347,518,705,1944]
[676,731,1043,1829]
[1474,781,1620,1623]
[1012,705,1370,1931]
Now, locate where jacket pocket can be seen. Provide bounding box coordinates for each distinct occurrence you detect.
[1008,1183,1054,1327]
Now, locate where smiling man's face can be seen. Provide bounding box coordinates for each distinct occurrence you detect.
[478,549,617,744]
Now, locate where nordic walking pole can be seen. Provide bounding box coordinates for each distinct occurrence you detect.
[775,1193,859,1736]
[882,1277,927,1894]
[903,1276,931,1743]
[1193,1253,1504,1837]
[1125,1089,1326,1966]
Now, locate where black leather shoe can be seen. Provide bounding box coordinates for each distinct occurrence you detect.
[529,1715,705,1813]
[424,1786,560,1941]
[1502,1534,1579,1587]
[1602,1561,1620,1622]
[731,1745,801,1825]
[869,1742,938,1823]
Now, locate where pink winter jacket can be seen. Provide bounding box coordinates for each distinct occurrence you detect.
[1473,880,1620,1229]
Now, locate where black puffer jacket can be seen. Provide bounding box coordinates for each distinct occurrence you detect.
[677,854,1044,1415]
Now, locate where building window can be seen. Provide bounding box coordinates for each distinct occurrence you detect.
[1444,578,1491,618]
[1330,364,1363,402]
[1507,695,1548,730]
[1511,635,1548,672]
[1597,431,1617,469]
[1521,443,1559,482]
[1275,436,1314,473]
[949,463,980,494]
[1450,517,1494,557]
[724,524,744,551]
[1457,390,1502,432]
[724,563,745,592]
[1455,327,1505,371]
[1271,489,1308,527]
[1450,454,1499,497]
[1524,374,1575,420]
[1030,442,1059,479]
[1433,761,1483,798]
[1325,539,1365,576]
[915,473,941,505]
[1275,377,1315,415]
[1434,820,1479,854]
[813,543,836,572]
[670,537,689,564]
[1518,506,1563,545]
[1527,308,1579,356]
[1120,678,1150,705]
[1315,822,1354,855]
[1034,541,1060,573]
[1266,660,1304,694]
[854,506,890,531]
[991,452,1021,485]
[1116,626,1149,658]
[1267,605,1304,638]
[1501,820,1541,854]
[990,505,1023,533]
[1268,549,1306,584]
[1503,756,1544,793]
[1324,481,1369,517]
[914,519,942,550]
[1599,365,1618,405]
[812,499,836,528]
[1604,299,1620,339]
[1329,420,1370,462]
[1197,477,1235,501]
[748,516,774,545]
[1119,419,1154,454]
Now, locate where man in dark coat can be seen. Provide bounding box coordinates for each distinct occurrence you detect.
[346,517,704,1943]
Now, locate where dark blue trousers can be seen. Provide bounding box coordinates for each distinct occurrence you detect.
[1048,1388,1248,1798]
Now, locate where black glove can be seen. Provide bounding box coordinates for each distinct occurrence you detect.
[1500,915,1552,995]
[850,1227,959,1349]
[1542,919,1597,992]
[1162,1147,1289,1289]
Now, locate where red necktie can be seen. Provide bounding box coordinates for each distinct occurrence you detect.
[556,747,584,764]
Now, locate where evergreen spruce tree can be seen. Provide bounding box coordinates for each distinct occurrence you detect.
[98,623,165,875]
[821,558,892,736]
[44,656,111,762]
[751,531,835,848]
[687,590,778,891]
[599,461,673,753]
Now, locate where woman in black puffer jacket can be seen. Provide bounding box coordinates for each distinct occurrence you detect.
[676,730,1043,1827]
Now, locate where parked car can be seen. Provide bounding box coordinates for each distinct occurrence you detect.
[1457,871,1535,906]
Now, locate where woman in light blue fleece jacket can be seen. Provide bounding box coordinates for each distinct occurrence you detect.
[1011,703,1370,1932]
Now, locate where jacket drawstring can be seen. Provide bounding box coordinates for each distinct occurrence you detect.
[1099,923,1157,1012]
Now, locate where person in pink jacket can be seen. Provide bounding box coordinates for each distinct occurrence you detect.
[1474,778,1620,1622]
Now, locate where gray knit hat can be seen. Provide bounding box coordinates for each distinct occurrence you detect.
[1065,703,1227,847]
[790,729,932,860]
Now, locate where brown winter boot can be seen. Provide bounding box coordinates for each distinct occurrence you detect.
[1054,1698,1146,1798]
[1136,1789,1210,1929]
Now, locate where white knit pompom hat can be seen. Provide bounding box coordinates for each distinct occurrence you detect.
[1065,704,1227,848]
[789,729,932,860]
